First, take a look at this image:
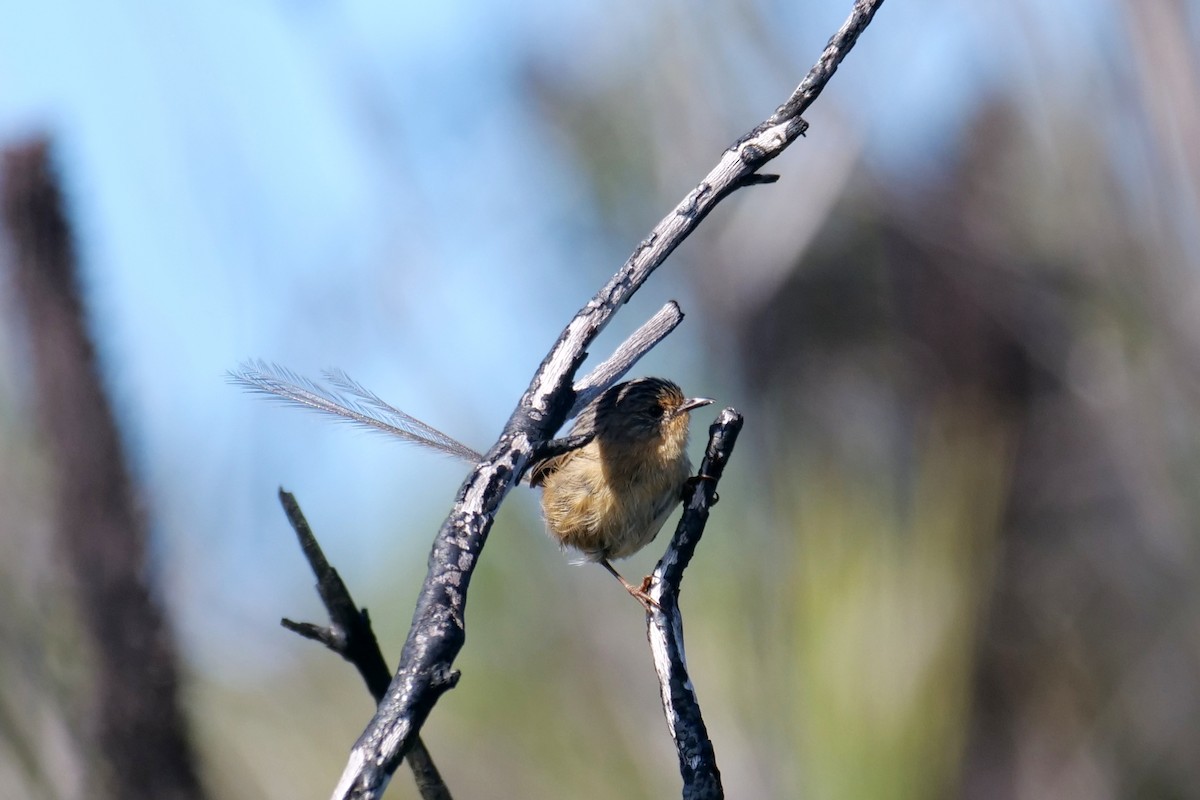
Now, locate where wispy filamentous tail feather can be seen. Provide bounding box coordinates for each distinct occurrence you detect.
[228,360,483,462]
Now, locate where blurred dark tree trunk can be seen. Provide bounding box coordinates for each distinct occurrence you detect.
[2,139,206,800]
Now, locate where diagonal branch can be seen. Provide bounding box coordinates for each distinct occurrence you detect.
[571,300,685,414]
[770,0,887,125]
[332,2,885,797]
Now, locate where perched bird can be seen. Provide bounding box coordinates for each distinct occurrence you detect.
[231,364,712,605]
[530,378,713,604]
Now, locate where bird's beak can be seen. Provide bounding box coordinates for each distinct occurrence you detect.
[678,397,715,414]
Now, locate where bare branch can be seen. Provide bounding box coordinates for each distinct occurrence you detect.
[571,300,685,415]
[769,0,887,125]
[276,490,452,800]
[332,2,885,796]
[645,409,744,800]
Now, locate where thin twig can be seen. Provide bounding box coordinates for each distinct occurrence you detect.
[332,2,885,797]
[646,409,744,800]
[769,0,887,125]
[571,300,685,414]
[276,490,451,800]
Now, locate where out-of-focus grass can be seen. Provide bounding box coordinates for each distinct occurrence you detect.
[706,405,1012,799]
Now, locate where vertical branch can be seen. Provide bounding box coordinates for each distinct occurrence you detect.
[646,409,744,800]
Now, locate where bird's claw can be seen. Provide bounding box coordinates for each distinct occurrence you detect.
[683,474,719,504]
[625,575,660,611]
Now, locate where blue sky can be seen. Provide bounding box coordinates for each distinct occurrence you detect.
[0,0,695,674]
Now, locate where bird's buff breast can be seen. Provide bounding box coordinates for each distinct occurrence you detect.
[539,440,692,561]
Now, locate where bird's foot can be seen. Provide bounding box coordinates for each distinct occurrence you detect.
[600,558,660,611]
[625,574,665,611]
[624,582,660,612]
[683,474,719,504]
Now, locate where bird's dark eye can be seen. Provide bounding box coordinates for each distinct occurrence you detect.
[647,403,665,420]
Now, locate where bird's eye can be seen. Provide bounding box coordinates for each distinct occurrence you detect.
[647,403,665,420]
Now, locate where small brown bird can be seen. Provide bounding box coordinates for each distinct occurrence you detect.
[231,365,712,604]
[530,378,713,603]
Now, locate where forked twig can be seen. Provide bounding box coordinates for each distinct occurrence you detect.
[276,490,451,800]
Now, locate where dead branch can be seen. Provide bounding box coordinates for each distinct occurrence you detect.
[646,409,745,800]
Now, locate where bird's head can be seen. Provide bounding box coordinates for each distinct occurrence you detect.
[593,377,713,445]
